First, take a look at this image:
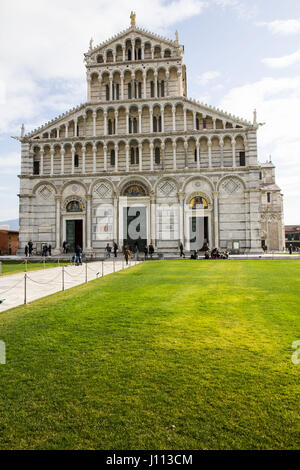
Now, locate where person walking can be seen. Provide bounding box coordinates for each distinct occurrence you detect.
[179,242,185,258]
[48,244,52,257]
[63,241,67,254]
[144,244,149,260]
[24,245,29,258]
[28,240,33,257]
[106,243,111,258]
[124,246,131,265]
[289,244,293,255]
[75,245,82,266]
[113,241,118,258]
[42,244,47,257]
[149,243,154,260]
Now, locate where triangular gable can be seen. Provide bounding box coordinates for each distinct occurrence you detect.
[85,26,179,58]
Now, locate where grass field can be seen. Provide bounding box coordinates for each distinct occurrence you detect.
[0,261,69,276]
[0,260,299,450]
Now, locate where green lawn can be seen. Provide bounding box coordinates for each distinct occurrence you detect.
[0,260,299,450]
[0,261,69,276]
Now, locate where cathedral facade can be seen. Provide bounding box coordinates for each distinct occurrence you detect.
[17,15,285,254]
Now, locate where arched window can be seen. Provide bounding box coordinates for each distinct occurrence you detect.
[128,83,132,99]
[112,83,120,101]
[106,84,109,101]
[133,118,138,134]
[155,147,160,165]
[110,149,115,166]
[128,48,132,61]
[135,48,142,60]
[75,154,79,168]
[196,118,200,130]
[164,49,171,58]
[194,149,197,162]
[189,196,208,210]
[129,117,137,134]
[108,119,115,135]
[161,80,165,98]
[153,116,157,132]
[153,116,162,132]
[203,118,207,129]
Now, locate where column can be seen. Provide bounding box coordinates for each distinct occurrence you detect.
[139,143,143,171]
[220,139,224,168]
[196,142,200,169]
[151,46,154,60]
[86,195,92,251]
[56,128,60,139]
[104,145,107,171]
[121,73,124,100]
[213,118,216,130]
[55,196,61,253]
[113,196,118,242]
[65,122,69,138]
[173,141,177,170]
[172,105,176,131]
[154,72,158,98]
[232,139,236,168]
[104,111,107,136]
[83,115,87,136]
[213,191,219,248]
[183,108,187,132]
[126,143,129,172]
[178,192,185,244]
[115,110,119,135]
[184,140,188,168]
[161,107,165,133]
[208,141,212,168]
[150,108,153,133]
[93,111,97,137]
[161,143,165,170]
[131,74,135,99]
[138,108,142,133]
[178,71,183,96]
[141,43,145,60]
[93,144,97,173]
[99,76,102,100]
[150,142,154,171]
[193,112,197,131]
[82,146,86,173]
[114,143,118,172]
[166,71,169,97]
[126,110,129,134]
[122,46,125,62]
[50,148,54,176]
[71,146,75,174]
[143,72,147,99]
[109,75,113,101]
[74,119,78,137]
[150,193,156,245]
[87,76,91,101]
[40,149,44,176]
[60,148,65,175]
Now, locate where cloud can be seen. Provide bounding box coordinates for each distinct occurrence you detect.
[262,49,300,69]
[198,71,220,85]
[258,19,300,35]
[219,77,300,224]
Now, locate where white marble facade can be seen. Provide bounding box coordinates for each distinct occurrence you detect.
[17,15,284,254]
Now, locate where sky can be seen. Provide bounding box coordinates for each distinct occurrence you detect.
[0,0,299,223]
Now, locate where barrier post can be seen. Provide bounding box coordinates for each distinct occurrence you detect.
[24,273,27,305]
[0,261,2,276]
[43,257,46,269]
[85,261,88,284]
[102,260,104,277]
[62,266,65,291]
[113,259,115,273]
[25,260,27,272]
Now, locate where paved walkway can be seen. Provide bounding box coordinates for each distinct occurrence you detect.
[0,260,140,313]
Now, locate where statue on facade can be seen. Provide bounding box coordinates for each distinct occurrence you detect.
[89,38,94,51]
[130,11,136,27]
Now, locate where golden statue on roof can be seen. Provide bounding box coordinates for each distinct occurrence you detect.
[130,11,136,27]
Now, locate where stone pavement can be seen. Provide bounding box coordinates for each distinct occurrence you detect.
[0,260,140,313]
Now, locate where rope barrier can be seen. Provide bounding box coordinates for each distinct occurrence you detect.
[26,273,62,285]
[0,279,24,296]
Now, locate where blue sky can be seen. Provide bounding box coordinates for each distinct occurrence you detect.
[0,0,299,223]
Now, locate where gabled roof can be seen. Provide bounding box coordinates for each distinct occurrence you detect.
[85,25,179,57]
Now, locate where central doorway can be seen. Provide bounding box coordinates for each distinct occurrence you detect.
[189,216,209,251]
[66,220,83,252]
[123,207,147,252]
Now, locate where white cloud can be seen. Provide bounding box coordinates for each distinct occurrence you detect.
[219,77,300,224]
[258,19,300,35]
[262,49,300,69]
[0,0,206,135]
[198,71,220,85]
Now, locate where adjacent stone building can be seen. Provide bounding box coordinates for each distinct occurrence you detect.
[17,14,284,254]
